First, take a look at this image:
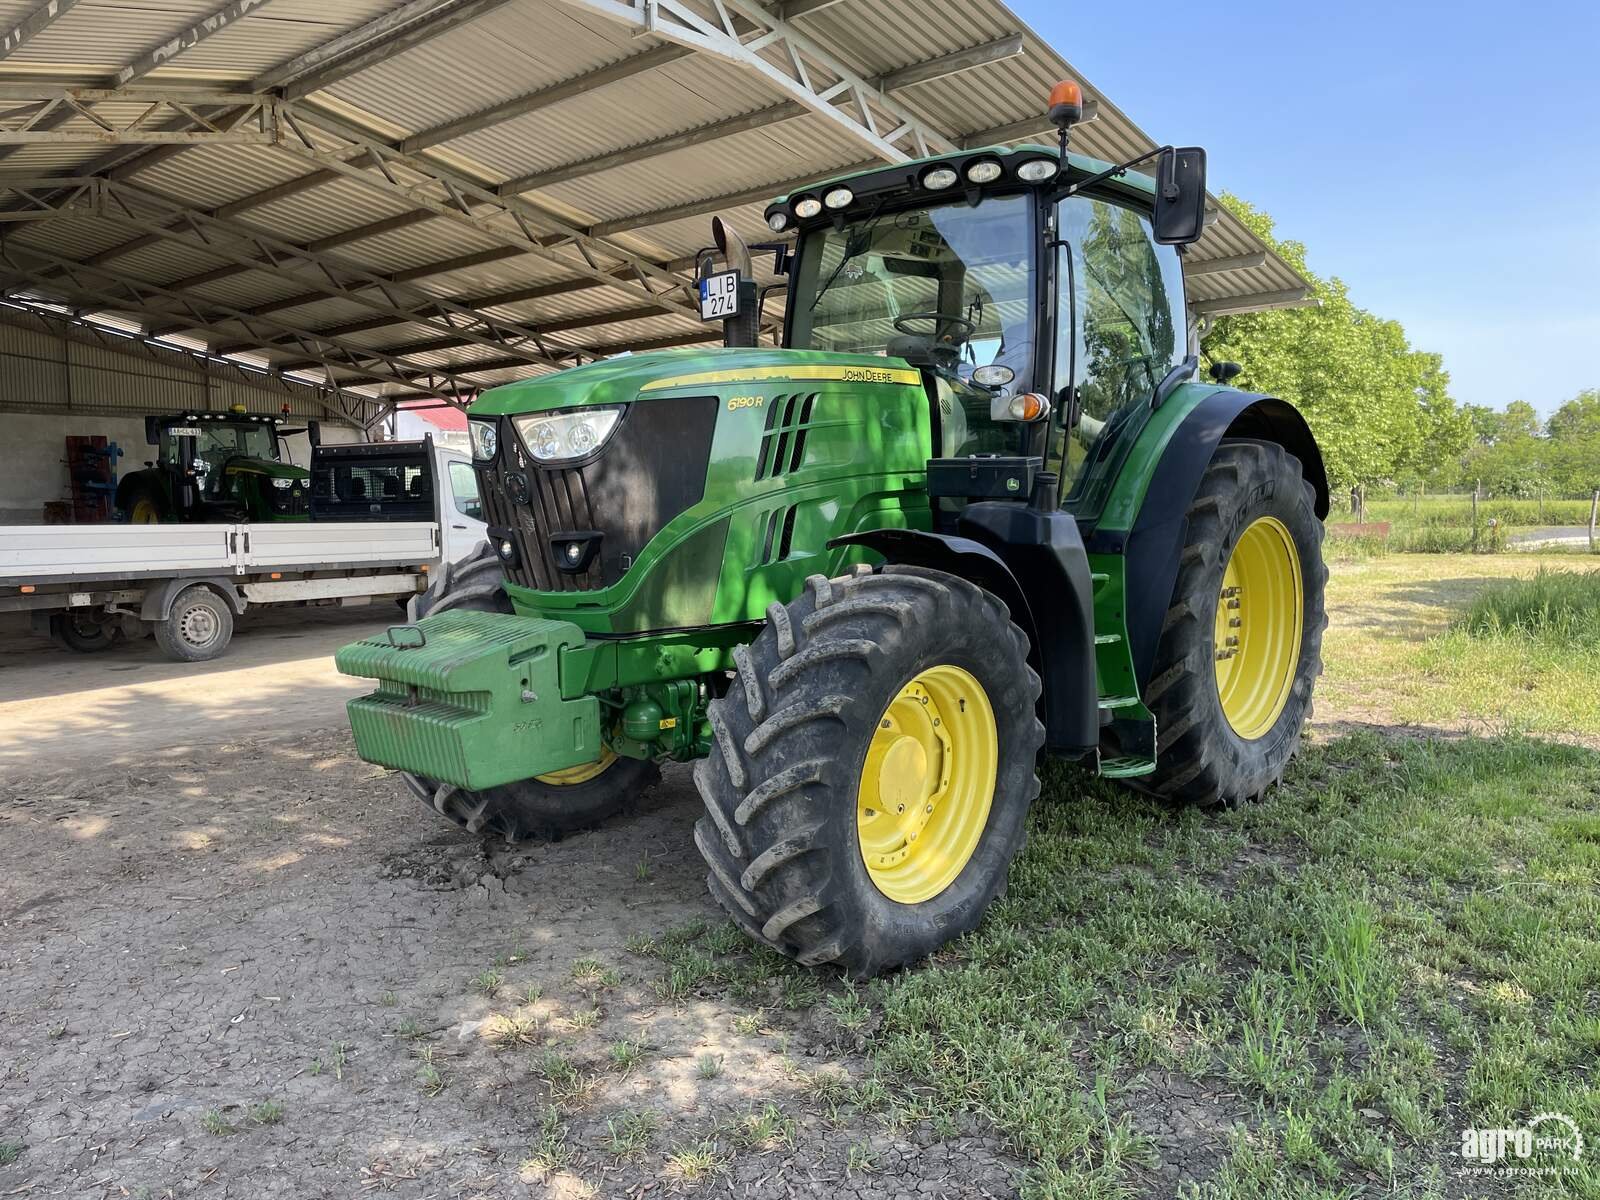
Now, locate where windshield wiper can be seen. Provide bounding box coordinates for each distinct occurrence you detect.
[809,197,887,312]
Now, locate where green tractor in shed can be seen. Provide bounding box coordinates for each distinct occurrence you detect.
[117,409,312,524]
[337,84,1328,977]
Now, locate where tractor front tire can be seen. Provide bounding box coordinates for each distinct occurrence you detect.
[402,544,658,841]
[1144,439,1327,806]
[694,566,1044,978]
[123,486,168,524]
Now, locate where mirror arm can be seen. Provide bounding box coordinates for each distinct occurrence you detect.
[1062,145,1169,199]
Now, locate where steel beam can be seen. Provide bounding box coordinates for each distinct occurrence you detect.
[282,0,513,99]
[0,245,481,402]
[498,101,807,196]
[276,104,706,323]
[0,1,86,62]
[587,161,875,237]
[873,34,1024,93]
[403,43,693,154]
[0,89,278,146]
[1191,287,1312,316]
[0,176,103,220]
[551,0,953,163]
[113,0,276,87]
[1184,251,1267,278]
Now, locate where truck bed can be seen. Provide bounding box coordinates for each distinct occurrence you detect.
[0,521,440,586]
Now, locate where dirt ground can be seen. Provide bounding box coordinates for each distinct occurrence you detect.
[0,607,1022,1198]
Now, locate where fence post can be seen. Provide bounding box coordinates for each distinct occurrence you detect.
[1538,486,1544,524]
[1472,489,1480,552]
[1590,490,1598,554]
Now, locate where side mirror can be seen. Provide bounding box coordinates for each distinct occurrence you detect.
[307,419,322,448]
[1152,146,1207,245]
[144,416,159,446]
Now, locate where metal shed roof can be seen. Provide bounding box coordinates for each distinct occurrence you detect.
[0,0,1309,427]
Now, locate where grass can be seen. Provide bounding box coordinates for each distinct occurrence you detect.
[470,968,504,997]
[1320,554,1600,740]
[249,1100,284,1125]
[852,730,1600,1194]
[604,1109,660,1158]
[624,553,1600,1196]
[199,1109,234,1136]
[695,1052,724,1080]
[662,1140,725,1184]
[0,1140,24,1166]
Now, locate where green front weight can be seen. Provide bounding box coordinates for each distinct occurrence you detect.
[336,610,604,791]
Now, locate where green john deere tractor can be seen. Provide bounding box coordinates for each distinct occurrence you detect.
[338,86,1328,978]
[117,410,312,524]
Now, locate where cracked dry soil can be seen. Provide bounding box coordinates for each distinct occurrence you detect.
[1,728,1023,1198]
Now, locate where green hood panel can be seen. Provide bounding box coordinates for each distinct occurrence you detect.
[470,347,920,416]
[224,456,308,480]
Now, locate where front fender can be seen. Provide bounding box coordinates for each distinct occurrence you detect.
[1091,387,1328,687]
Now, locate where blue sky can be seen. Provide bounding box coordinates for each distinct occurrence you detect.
[1011,0,1600,416]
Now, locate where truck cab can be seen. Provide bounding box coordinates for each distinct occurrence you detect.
[310,435,487,566]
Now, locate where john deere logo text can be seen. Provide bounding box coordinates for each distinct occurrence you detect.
[728,395,764,411]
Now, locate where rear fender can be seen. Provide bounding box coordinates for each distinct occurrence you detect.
[831,526,1098,757]
[1095,391,1326,686]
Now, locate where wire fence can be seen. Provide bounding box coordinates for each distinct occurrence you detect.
[1327,487,1600,555]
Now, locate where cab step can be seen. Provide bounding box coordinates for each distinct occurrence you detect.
[1098,694,1143,711]
[1100,755,1156,778]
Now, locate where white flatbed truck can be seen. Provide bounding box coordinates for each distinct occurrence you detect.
[0,438,486,661]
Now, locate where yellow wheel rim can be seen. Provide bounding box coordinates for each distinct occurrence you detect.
[131,498,161,524]
[1214,516,1304,740]
[536,748,617,786]
[856,664,998,905]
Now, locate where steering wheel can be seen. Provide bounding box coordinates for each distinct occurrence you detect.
[893,312,977,346]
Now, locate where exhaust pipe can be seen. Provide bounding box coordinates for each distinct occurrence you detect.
[711,215,759,349]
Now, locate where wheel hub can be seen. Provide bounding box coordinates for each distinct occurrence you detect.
[180,604,218,646]
[857,665,997,904]
[1214,516,1304,739]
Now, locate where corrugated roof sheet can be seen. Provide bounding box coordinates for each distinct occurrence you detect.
[0,0,1309,412]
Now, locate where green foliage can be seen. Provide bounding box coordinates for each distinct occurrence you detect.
[1201,195,1469,492]
[1439,388,1600,497]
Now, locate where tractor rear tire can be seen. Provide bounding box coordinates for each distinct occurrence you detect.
[402,544,658,841]
[153,585,234,662]
[694,566,1044,978]
[1143,439,1327,806]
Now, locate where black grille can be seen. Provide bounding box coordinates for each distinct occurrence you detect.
[479,396,719,593]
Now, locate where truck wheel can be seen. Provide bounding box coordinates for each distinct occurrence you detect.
[694,567,1044,978]
[153,585,234,662]
[1143,440,1327,806]
[403,544,659,841]
[50,611,123,653]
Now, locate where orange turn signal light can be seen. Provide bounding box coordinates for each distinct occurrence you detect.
[1010,392,1049,422]
[20,584,35,593]
[1047,79,1084,130]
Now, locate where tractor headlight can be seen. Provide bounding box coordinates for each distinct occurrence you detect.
[921,165,958,190]
[469,418,498,462]
[964,159,1003,185]
[511,406,624,464]
[271,477,294,490]
[1016,158,1057,183]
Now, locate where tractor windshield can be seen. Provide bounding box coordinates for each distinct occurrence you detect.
[788,194,1035,456]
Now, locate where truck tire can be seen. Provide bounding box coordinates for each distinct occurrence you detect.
[50,611,123,653]
[1143,440,1327,806]
[153,584,235,662]
[403,544,658,841]
[694,566,1044,978]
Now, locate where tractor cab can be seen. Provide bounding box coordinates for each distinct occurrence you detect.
[117,410,312,524]
[768,132,1200,530]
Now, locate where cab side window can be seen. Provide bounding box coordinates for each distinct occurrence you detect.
[1052,196,1187,486]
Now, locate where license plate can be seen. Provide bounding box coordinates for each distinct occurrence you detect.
[169,426,202,437]
[698,270,740,322]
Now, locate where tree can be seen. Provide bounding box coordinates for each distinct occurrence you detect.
[1200,195,1468,493]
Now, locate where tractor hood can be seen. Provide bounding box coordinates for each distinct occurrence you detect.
[223,456,309,480]
[470,347,921,416]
